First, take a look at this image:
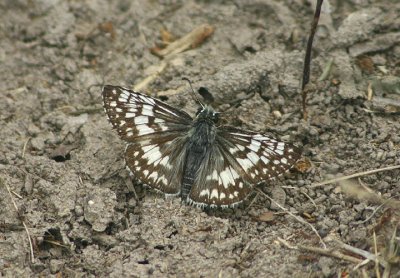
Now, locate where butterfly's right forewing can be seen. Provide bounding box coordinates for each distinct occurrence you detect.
[102,85,193,195]
[102,85,192,142]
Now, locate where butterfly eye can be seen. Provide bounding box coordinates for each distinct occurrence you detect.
[212,113,219,123]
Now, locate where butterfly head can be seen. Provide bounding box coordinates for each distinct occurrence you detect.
[195,105,219,124]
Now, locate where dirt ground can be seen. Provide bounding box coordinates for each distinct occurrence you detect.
[1,0,400,277]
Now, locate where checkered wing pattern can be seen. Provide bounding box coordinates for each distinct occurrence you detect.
[187,126,301,207]
[103,85,302,207]
[103,85,192,195]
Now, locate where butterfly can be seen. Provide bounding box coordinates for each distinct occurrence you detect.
[102,84,301,208]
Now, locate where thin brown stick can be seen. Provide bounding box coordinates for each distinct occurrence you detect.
[337,240,387,268]
[0,175,35,263]
[301,0,324,119]
[298,245,362,264]
[309,164,400,188]
[277,237,296,249]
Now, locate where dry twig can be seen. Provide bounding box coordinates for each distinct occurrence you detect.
[298,245,362,264]
[301,0,324,119]
[22,136,31,158]
[151,24,214,57]
[256,189,326,249]
[309,164,400,188]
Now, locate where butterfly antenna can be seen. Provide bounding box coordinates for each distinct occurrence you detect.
[182,77,205,109]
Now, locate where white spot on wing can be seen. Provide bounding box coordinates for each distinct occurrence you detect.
[246,152,260,164]
[143,145,162,165]
[159,176,168,185]
[119,95,128,102]
[200,189,210,197]
[248,140,261,152]
[237,158,252,171]
[276,142,285,151]
[125,113,135,118]
[160,107,179,117]
[253,134,276,142]
[141,109,154,117]
[210,189,218,199]
[126,103,138,109]
[159,156,171,169]
[261,156,270,165]
[229,147,238,154]
[220,168,234,189]
[137,125,155,136]
[142,104,154,114]
[134,116,149,125]
[160,125,168,131]
[229,167,240,180]
[148,172,158,181]
[154,118,165,123]
[139,95,156,105]
[230,132,250,138]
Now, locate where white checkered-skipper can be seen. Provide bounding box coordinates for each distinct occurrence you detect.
[103,85,301,208]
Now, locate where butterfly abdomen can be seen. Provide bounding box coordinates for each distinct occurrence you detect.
[181,114,216,202]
